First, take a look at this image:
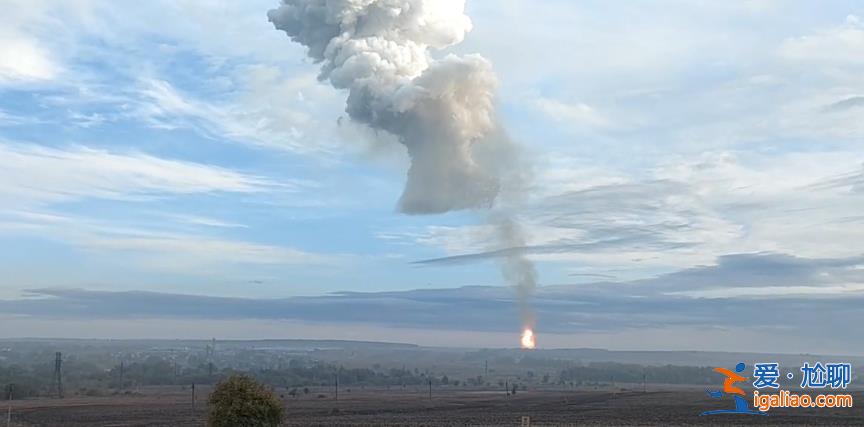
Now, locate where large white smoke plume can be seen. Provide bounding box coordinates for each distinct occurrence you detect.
[268,0,499,214]
[269,0,538,343]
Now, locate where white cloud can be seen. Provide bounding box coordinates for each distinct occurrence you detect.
[0,0,66,84]
[0,1,344,156]
[127,76,339,154]
[0,32,58,83]
[83,233,324,267]
[779,15,864,64]
[0,142,276,206]
[672,283,864,299]
[170,214,248,229]
[530,96,610,130]
[0,109,43,126]
[0,210,334,272]
[389,150,864,275]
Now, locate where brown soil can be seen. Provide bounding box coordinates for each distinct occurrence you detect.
[5,388,862,426]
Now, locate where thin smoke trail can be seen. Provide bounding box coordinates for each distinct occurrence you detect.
[492,214,537,332]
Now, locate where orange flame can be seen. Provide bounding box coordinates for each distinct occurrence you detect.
[520,328,536,349]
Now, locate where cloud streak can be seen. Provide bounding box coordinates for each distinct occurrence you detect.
[0,142,279,206]
[3,252,862,337]
[0,210,336,272]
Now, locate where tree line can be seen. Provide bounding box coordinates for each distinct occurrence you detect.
[4,355,732,399]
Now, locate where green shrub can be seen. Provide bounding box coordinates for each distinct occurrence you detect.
[208,375,284,427]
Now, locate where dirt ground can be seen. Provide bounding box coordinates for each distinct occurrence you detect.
[5,388,862,426]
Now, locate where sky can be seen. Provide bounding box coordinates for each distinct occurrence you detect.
[1,0,863,353]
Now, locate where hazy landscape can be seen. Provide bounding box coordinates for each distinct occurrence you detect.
[2,339,862,426]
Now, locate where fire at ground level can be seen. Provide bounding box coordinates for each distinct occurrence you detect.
[5,385,862,426]
[521,328,536,350]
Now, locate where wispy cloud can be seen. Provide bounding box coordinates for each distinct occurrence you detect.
[169,214,249,229]
[0,210,336,272]
[392,149,864,274]
[823,96,864,113]
[0,109,45,126]
[778,15,864,65]
[530,96,610,130]
[0,141,332,274]
[130,78,318,153]
[807,165,864,193]
[0,142,279,206]
[0,0,344,156]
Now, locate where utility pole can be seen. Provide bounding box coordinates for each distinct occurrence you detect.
[6,384,12,427]
[53,352,63,399]
[484,360,488,376]
[191,383,196,413]
[334,373,339,401]
[428,379,432,400]
[207,338,216,380]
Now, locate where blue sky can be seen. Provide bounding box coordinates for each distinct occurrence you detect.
[1,0,863,352]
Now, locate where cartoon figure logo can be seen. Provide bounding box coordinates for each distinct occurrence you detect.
[701,362,765,416]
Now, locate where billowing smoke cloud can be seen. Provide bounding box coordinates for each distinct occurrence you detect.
[269,0,538,344]
[268,0,501,214]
